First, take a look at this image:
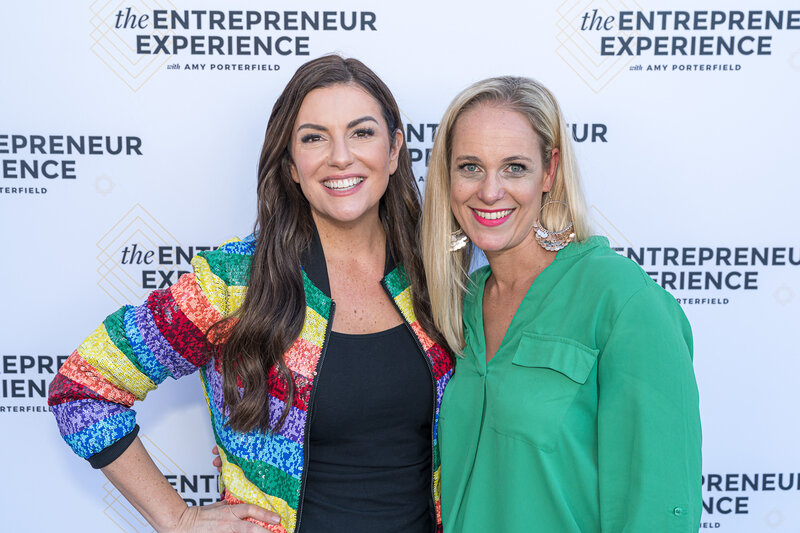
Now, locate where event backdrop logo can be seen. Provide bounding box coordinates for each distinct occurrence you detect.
[89,1,378,91]
[97,204,216,306]
[0,354,67,413]
[0,134,142,196]
[592,206,799,305]
[556,1,800,92]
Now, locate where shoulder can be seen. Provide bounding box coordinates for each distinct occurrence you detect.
[566,236,658,307]
[191,234,255,288]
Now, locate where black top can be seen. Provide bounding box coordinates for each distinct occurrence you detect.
[298,324,435,533]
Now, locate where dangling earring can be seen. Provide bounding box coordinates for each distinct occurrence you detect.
[533,200,575,251]
[449,229,469,252]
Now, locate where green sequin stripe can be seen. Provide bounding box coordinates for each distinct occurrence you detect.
[301,270,331,320]
[201,251,252,287]
[383,265,410,298]
[433,441,440,471]
[102,306,144,374]
[209,416,301,509]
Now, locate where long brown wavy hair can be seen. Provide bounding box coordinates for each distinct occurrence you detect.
[211,55,446,433]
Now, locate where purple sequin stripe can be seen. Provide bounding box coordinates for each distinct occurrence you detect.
[134,304,196,378]
[52,399,130,436]
[204,364,306,444]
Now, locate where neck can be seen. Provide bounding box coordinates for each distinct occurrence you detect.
[312,211,386,262]
[484,234,556,291]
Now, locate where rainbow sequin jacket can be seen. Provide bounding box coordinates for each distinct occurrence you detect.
[48,235,454,533]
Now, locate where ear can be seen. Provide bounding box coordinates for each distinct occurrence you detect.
[542,147,559,193]
[289,154,300,184]
[388,128,403,175]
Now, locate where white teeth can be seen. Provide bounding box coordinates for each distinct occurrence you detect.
[474,209,513,220]
[323,177,364,190]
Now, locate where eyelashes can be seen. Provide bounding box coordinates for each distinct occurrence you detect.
[299,128,376,144]
[457,162,529,174]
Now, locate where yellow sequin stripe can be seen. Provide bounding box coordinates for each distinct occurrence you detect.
[77,324,156,400]
[218,447,297,532]
[191,255,246,316]
[298,306,326,348]
[394,286,417,324]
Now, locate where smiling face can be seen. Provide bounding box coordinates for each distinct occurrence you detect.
[289,83,402,228]
[449,103,558,256]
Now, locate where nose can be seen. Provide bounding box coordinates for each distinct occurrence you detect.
[476,171,505,204]
[328,135,354,169]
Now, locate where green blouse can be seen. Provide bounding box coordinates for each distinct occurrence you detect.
[439,236,702,532]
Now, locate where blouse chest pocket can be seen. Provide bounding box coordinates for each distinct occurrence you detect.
[489,333,598,452]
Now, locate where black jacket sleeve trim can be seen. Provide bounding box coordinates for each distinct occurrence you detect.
[88,424,140,469]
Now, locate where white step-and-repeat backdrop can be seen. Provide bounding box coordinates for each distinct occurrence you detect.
[1,1,799,531]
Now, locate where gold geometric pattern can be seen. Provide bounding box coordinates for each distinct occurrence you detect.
[589,204,633,249]
[89,0,177,92]
[102,435,186,532]
[96,203,179,306]
[556,0,643,93]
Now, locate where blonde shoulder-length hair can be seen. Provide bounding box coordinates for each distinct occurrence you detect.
[422,76,591,355]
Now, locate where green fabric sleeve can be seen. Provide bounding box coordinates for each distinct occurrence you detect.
[597,284,702,532]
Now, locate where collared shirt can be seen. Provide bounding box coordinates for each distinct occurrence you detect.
[439,236,702,532]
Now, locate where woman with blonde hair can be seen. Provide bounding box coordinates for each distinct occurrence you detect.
[422,76,701,532]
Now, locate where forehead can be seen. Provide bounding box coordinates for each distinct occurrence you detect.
[451,104,541,158]
[294,83,385,127]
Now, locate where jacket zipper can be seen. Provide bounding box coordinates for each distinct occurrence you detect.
[294,300,335,533]
[381,280,438,533]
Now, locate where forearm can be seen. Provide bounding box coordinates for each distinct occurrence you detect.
[101,436,188,533]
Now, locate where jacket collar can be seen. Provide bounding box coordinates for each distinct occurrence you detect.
[300,222,396,299]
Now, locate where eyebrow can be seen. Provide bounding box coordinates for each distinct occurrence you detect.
[453,155,535,164]
[296,115,379,133]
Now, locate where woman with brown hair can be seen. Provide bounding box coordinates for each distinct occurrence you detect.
[49,55,453,533]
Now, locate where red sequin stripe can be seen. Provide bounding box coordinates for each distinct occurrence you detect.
[48,369,108,406]
[222,490,287,532]
[426,344,453,380]
[267,365,313,411]
[147,289,211,368]
[50,351,137,407]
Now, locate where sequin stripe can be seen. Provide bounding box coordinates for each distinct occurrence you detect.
[134,304,196,379]
[268,366,312,410]
[301,270,331,320]
[383,265,409,298]
[283,337,321,378]
[48,370,108,406]
[219,448,298,532]
[426,344,452,379]
[203,363,307,443]
[433,467,442,522]
[202,250,252,287]
[63,411,136,459]
[57,352,137,406]
[123,305,170,385]
[52,398,129,437]
[223,492,289,533]
[192,255,247,316]
[393,286,418,324]
[77,324,155,400]
[410,321,434,352]
[214,238,255,256]
[147,289,210,368]
[103,306,144,373]
[266,395,306,444]
[213,415,303,476]
[170,272,224,333]
[224,452,300,508]
[298,306,327,348]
